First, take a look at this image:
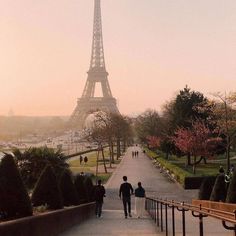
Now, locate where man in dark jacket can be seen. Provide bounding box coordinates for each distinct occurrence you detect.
[94,179,106,218]
[119,176,133,218]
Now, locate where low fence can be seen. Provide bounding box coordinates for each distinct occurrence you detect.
[0,202,95,236]
[146,197,236,236]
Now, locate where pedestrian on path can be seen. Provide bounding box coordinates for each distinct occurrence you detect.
[135,182,146,218]
[119,176,134,218]
[80,155,83,165]
[84,156,88,164]
[132,151,134,158]
[94,179,106,218]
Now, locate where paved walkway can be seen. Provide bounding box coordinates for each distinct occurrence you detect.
[61,147,231,236]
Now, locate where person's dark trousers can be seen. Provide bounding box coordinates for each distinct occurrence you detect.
[122,197,131,217]
[95,201,103,217]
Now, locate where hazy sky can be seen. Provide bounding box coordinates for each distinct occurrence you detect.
[1,0,235,116]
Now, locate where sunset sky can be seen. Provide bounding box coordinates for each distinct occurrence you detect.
[1,0,235,116]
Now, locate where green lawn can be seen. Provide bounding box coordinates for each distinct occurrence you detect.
[68,148,120,183]
[145,148,236,185]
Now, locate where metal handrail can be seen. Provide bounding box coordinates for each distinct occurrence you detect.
[146,197,236,236]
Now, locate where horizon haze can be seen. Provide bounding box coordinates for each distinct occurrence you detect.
[1,0,235,116]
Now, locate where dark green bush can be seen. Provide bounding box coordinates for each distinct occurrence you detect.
[31,165,63,209]
[198,177,215,200]
[226,170,236,203]
[210,174,227,202]
[59,170,79,206]
[84,176,94,202]
[74,175,88,204]
[14,147,68,189]
[0,154,32,219]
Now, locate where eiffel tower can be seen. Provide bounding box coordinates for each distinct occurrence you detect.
[70,0,119,128]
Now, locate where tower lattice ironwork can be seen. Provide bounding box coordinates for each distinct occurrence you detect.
[70,0,119,128]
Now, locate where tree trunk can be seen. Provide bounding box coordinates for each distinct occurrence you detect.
[186,153,191,166]
[111,142,115,164]
[101,147,107,173]
[226,136,231,172]
[193,156,196,174]
[117,138,121,160]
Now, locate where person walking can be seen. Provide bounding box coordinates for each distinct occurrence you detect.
[135,182,146,218]
[94,179,106,218]
[84,156,88,164]
[79,155,83,165]
[119,176,133,218]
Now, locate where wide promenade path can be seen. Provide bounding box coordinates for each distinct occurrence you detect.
[61,147,231,236]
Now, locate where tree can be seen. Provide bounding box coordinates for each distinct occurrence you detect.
[31,165,63,209]
[210,174,227,202]
[170,86,213,129]
[172,121,222,172]
[74,175,88,204]
[0,154,32,219]
[84,176,94,202]
[212,92,236,171]
[59,170,79,206]
[135,110,162,144]
[14,147,69,189]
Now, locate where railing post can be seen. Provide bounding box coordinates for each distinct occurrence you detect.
[172,205,175,236]
[161,201,163,232]
[154,200,157,223]
[177,202,188,236]
[157,200,159,227]
[165,203,168,236]
[182,208,186,236]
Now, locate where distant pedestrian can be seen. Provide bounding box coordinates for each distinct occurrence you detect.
[94,179,106,218]
[84,156,88,164]
[136,151,139,157]
[219,166,225,174]
[132,151,134,158]
[119,176,133,218]
[80,171,85,177]
[135,182,146,218]
[230,164,235,174]
[80,155,83,165]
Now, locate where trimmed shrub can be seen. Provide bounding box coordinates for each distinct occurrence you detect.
[84,176,94,202]
[74,175,88,204]
[31,165,63,210]
[0,154,32,219]
[226,170,236,203]
[198,177,215,200]
[210,174,227,202]
[60,170,79,206]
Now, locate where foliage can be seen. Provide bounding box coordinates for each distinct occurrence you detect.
[31,165,63,210]
[198,177,215,200]
[212,92,236,170]
[74,174,89,204]
[170,86,214,129]
[14,146,69,189]
[84,176,95,201]
[135,110,162,144]
[59,170,79,206]
[210,174,227,202]
[0,154,32,219]
[146,136,161,149]
[226,170,236,203]
[172,121,222,160]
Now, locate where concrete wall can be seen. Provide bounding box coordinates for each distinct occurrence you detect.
[0,202,95,236]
